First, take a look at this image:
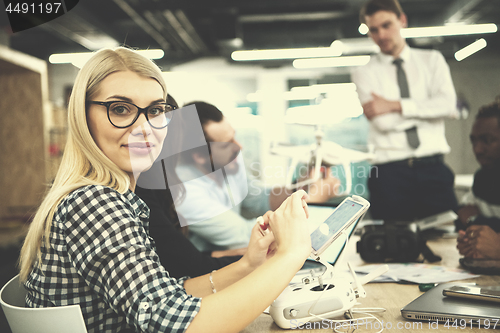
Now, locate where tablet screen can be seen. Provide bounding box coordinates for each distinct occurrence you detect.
[310,199,364,252]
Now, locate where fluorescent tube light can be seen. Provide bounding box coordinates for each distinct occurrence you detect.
[49,53,92,64]
[358,24,369,35]
[293,55,370,69]
[49,49,165,67]
[247,91,263,102]
[283,90,319,101]
[286,101,363,125]
[291,83,356,94]
[231,46,342,61]
[136,49,165,59]
[358,23,497,38]
[233,23,497,63]
[331,38,379,54]
[285,83,358,100]
[401,23,497,38]
[455,39,487,61]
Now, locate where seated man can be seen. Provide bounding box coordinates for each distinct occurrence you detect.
[134,95,242,279]
[457,100,500,259]
[176,101,340,252]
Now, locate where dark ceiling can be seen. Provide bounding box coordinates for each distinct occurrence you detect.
[1,0,499,69]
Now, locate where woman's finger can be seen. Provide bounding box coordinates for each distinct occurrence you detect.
[302,199,309,219]
[291,190,309,216]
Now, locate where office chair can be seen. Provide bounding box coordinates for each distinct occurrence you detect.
[0,274,87,333]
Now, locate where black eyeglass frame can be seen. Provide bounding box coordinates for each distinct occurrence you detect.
[87,100,177,129]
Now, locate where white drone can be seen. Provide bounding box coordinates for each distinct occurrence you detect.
[270,124,374,196]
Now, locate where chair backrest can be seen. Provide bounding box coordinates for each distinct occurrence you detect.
[0,274,88,333]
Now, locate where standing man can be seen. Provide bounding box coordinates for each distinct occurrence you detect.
[352,0,458,222]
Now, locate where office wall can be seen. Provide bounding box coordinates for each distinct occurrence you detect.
[446,53,500,175]
[48,63,79,108]
[0,47,49,222]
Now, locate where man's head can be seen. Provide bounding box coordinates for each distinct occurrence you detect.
[184,101,243,174]
[360,0,407,56]
[470,100,500,169]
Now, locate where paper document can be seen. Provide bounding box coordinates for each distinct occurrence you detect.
[355,263,479,284]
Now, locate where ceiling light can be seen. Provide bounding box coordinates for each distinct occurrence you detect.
[455,38,487,61]
[401,23,497,38]
[331,38,379,54]
[293,56,370,69]
[358,24,369,35]
[232,39,377,62]
[49,53,92,65]
[286,101,363,125]
[49,49,165,67]
[136,49,165,59]
[330,40,344,50]
[246,91,263,102]
[291,83,356,93]
[283,90,319,101]
[231,46,342,61]
[358,23,497,38]
[286,83,358,100]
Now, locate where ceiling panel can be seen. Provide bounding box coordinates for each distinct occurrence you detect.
[0,0,498,68]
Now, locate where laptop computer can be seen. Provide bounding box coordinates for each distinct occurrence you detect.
[401,282,500,325]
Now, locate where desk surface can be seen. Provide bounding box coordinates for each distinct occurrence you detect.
[243,235,499,333]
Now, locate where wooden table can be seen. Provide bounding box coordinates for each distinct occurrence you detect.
[242,235,499,332]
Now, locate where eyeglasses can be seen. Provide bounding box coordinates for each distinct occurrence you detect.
[87,100,176,129]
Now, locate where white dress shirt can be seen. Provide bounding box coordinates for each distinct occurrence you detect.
[351,45,458,164]
[174,154,270,252]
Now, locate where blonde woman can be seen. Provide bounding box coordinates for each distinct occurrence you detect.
[18,47,311,333]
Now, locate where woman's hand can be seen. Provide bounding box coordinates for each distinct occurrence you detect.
[268,190,311,261]
[241,212,276,270]
[240,190,311,270]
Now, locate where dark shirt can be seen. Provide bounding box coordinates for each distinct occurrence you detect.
[473,168,500,205]
[470,168,500,232]
[135,186,240,279]
[456,168,500,232]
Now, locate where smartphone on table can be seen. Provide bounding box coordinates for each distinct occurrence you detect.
[309,195,370,261]
[443,285,500,303]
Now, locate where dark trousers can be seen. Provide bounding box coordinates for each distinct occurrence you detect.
[368,158,458,222]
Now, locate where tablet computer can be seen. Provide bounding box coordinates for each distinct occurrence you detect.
[309,195,370,261]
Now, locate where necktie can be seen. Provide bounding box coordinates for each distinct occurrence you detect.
[393,58,420,149]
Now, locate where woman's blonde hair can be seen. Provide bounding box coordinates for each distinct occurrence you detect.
[19,47,167,282]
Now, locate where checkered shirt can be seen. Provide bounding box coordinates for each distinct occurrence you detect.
[25,185,201,333]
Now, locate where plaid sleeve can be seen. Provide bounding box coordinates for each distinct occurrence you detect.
[62,185,201,333]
